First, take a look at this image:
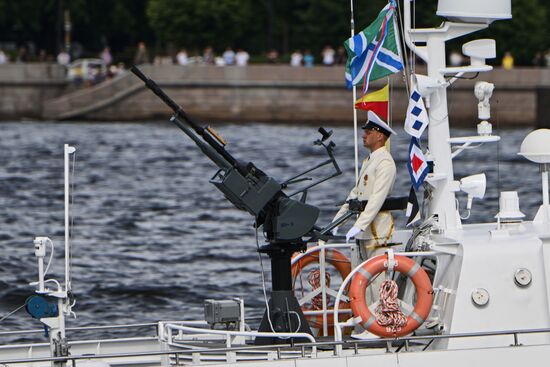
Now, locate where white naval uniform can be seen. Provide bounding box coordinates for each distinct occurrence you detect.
[334,145,397,307]
[334,146,396,252]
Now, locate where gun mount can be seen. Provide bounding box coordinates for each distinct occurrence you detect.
[130,66,342,343]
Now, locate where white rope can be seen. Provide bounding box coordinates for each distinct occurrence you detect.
[0,303,27,324]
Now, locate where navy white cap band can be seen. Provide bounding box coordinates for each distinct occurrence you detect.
[362,111,396,137]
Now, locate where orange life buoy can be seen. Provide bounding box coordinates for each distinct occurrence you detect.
[291,248,351,329]
[349,254,433,337]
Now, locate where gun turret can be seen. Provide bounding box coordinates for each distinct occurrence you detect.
[131,66,345,342]
[131,66,323,241]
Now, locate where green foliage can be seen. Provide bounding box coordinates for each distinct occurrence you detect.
[147,0,257,53]
[0,0,548,65]
[483,0,549,65]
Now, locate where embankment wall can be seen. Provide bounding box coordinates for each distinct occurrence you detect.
[1,63,549,126]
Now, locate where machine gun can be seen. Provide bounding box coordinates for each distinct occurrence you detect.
[130,66,342,343]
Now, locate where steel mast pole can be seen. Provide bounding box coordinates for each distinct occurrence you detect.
[350,0,359,183]
[403,0,488,230]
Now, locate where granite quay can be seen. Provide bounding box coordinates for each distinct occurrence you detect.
[1,63,549,126]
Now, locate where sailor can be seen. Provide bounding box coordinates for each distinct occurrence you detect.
[332,111,397,268]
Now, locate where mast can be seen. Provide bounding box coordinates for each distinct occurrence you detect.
[350,0,359,183]
[402,0,489,231]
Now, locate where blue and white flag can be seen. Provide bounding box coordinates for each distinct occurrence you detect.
[404,86,429,138]
[344,0,403,92]
[407,138,429,190]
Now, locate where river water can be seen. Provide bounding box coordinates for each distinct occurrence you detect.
[0,121,541,342]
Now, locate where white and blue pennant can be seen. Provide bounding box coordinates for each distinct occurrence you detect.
[404,86,429,139]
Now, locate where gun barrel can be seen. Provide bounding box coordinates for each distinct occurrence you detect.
[130,67,178,110]
[131,66,243,172]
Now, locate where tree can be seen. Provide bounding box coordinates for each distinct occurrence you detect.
[482,0,548,65]
[147,0,257,54]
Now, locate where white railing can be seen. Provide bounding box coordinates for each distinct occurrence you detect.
[291,242,353,336]
[160,322,317,364]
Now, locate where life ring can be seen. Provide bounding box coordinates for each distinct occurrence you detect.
[349,254,433,337]
[291,248,351,329]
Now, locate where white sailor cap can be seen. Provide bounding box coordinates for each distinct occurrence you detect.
[361,111,396,137]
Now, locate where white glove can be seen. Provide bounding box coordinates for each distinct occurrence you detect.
[331,227,339,236]
[346,226,362,243]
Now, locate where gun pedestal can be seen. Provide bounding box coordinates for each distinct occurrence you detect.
[255,242,312,345]
[129,66,339,345]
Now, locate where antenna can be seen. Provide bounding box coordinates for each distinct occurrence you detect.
[64,144,76,294]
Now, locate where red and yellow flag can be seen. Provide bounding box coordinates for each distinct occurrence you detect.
[354,84,389,120]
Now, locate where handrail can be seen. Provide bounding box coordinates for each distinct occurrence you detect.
[2,327,550,365]
[291,242,353,335]
[0,322,159,337]
[163,323,317,344]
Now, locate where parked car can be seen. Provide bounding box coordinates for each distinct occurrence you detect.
[66,58,107,85]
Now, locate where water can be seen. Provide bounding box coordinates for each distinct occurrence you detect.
[0,121,540,342]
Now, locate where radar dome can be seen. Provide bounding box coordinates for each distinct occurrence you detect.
[518,129,550,164]
[437,0,511,24]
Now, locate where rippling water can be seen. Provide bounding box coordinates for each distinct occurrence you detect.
[0,121,540,342]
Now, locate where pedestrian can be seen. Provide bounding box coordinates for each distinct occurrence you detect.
[303,50,314,67]
[321,45,335,66]
[176,48,189,66]
[235,48,250,66]
[501,51,514,70]
[290,50,303,67]
[336,46,347,65]
[203,46,215,64]
[16,47,28,63]
[0,49,7,64]
[57,49,70,66]
[38,49,48,62]
[222,47,236,66]
[544,49,550,68]
[134,42,150,65]
[267,49,279,64]
[100,47,113,65]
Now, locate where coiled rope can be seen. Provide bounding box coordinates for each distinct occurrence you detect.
[375,280,407,333]
[307,269,331,310]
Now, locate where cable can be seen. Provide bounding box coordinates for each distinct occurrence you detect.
[44,278,62,291]
[44,238,55,276]
[0,303,27,324]
[254,228,303,337]
[288,311,302,333]
[445,72,480,81]
[255,226,276,334]
[395,3,411,96]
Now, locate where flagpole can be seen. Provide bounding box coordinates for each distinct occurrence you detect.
[387,76,391,151]
[350,0,359,185]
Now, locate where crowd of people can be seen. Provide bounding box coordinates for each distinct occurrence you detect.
[167,44,347,67]
[3,43,550,86]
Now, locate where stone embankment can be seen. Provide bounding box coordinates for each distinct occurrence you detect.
[1,63,550,126]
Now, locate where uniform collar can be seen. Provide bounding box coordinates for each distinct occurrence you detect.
[368,146,387,160]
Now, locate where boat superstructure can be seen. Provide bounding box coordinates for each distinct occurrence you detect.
[4,0,550,366]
